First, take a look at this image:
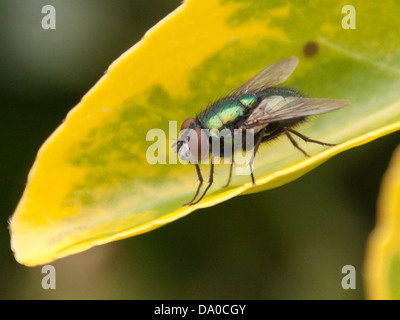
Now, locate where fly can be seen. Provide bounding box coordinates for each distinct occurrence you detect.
[173,56,349,206]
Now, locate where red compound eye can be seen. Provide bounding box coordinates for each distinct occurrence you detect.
[187,127,209,161]
[178,118,209,161]
[180,118,196,131]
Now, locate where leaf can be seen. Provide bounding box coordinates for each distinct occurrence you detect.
[10,0,400,266]
[365,145,400,300]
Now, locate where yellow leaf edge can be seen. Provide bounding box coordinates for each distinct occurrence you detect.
[364,142,400,300]
[30,120,400,266]
[9,3,189,266]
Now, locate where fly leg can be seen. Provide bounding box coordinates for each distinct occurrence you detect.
[249,127,266,185]
[284,127,337,157]
[248,127,286,185]
[183,164,203,206]
[222,161,233,188]
[286,128,337,146]
[261,127,285,143]
[284,130,310,157]
[190,156,215,205]
[222,129,236,188]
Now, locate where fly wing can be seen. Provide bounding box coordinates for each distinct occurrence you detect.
[240,97,349,129]
[231,57,299,97]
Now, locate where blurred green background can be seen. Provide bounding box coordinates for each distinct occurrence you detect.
[1,0,399,299]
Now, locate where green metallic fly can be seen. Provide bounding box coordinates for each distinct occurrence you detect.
[174,57,349,206]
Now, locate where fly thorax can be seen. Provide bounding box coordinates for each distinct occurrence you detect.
[201,99,245,130]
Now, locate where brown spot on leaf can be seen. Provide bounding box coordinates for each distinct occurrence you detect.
[303,41,319,58]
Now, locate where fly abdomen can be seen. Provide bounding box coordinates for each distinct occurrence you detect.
[238,93,257,107]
